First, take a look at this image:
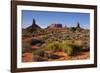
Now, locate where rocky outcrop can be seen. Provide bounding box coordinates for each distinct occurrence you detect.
[25,18,41,32]
[76,22,81,28]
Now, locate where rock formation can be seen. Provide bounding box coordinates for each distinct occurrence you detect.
[47,24,62,29]
[76,22,81,28]
[26,18,41,32]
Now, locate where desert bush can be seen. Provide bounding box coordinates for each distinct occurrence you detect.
[62,41,73,55]
[42,40,83,56]
[22,32,32,38]
[22,44,32,53]
[30,39,44,45]
[42,41,62,51]
[69,44,82,55]
[70,27,76,32]
[34,50,45,57]
[42,41,73,55]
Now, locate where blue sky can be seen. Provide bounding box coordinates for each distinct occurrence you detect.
[22,10,90,29]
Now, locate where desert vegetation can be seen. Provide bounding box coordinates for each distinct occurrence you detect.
[22,19,90,62]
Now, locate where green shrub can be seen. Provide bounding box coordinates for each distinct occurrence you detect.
[62,41,73,55]
[34,50,45,57]
[22,44,32,53]
[41,40,83,56]
[69,44,82,55]
[30,39,44,45]
[42,41,73,55]
[42,41,62,51]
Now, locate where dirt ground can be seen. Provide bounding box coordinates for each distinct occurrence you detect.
[22,51,90,62]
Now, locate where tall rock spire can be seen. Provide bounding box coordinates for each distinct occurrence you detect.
[76,22,80,28]
[26,18,41,32]
[32,18,36,25]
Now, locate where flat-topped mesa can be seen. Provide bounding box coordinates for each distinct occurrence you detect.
[47,24,62,29]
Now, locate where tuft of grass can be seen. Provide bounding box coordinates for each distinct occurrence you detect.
[62,41,73,55]
[69,44,82,55]
[42,41,74,55]
[42,41,62,51]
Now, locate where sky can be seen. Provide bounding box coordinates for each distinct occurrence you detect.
[22,10,90,29]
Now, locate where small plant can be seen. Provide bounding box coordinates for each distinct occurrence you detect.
[22,44,32,53]
[30,39,44,45]
[69,44,82,55]
[34,50,44,56]
[42,41,62,51]
[42,41,73,55]
[62,41,73,55]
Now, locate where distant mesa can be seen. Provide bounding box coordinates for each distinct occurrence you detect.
[47,24,63,29]
[47,22,81,29]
